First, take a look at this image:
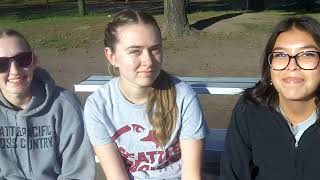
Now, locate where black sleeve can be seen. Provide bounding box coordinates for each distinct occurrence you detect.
[219,99,253,180]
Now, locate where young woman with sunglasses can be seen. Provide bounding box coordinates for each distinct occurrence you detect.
[0,29,95,179]
[84,9,208,180]
[220,16,320,180]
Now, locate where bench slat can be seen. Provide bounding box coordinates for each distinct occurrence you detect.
[74,75,260,94]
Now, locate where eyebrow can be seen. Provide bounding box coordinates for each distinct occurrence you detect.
[125,44,162,50]
[272,45,320,52]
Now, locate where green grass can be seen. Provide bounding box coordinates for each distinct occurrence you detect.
[2,10,320,50]
[0,14,109,50]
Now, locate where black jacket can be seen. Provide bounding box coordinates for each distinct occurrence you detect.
[220,97,320,180]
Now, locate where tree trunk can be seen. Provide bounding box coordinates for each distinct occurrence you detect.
[246,0,265,10]
[164,0,190,39]
[185,0,190,13]
[78,0,86,16]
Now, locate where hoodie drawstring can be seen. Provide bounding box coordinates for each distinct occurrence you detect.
[26,116,33,179]
[7,111,19,174]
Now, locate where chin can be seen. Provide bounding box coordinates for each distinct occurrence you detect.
[6,86,30,95]
[138,77,158,86]
[138,82,155,88]
[281,94,315,102]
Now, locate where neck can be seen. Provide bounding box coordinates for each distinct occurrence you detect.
[119,78,151,104]
[279,97,317,126]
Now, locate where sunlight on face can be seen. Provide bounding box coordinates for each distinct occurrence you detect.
[270,29,320,103]
[111,23,163,90]
[0,36,35,98]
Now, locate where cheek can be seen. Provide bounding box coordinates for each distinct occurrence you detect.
[0,74,7,83]
[117,57,140,72]
[270,70,283,91]
[307,71,320,88]
[155,54,163,64]
[270,70,279,83]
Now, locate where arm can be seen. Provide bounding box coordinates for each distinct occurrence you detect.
[178,91,208,180]
[94,143,129,180]
[0,168,4,180]
[180,139,204,180]
[57,93,96,180]
[219,101,253,180]
[83,94,130,180]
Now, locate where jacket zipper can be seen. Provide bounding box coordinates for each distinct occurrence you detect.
[294,138,299,179]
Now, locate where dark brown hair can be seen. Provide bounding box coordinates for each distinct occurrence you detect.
[244,16,320,110]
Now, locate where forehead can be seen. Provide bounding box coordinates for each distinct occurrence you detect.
[115,23,161,47]
[274,29,319,50]
[0,36,30,57]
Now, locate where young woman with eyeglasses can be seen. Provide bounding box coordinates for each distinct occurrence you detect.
[0,29,95,179]
[220,16,320,180]
[83,9,208,180]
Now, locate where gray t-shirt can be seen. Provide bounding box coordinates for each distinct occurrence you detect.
[84,77,208,180]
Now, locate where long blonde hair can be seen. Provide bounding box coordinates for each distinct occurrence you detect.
[104,9,178,146]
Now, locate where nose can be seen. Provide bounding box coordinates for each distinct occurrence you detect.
[286,57,300,71]
[141,50,154,67]
[8,61,20,74]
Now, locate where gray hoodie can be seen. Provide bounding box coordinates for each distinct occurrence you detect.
[0,68,95,180]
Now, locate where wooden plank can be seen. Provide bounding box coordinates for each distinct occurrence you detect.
[74,75,260,94]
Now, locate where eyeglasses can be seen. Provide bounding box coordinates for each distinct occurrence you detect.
[0,52,33,73]
[268,51,320,70]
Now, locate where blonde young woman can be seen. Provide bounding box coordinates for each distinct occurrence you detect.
[0,29,95,179]
[84,9,208,180]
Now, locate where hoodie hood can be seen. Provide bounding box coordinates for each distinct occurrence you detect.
[0,67,55,115]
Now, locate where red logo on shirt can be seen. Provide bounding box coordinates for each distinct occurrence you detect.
[111,124,181,173]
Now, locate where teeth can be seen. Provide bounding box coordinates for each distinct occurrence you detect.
[8,77,24,83]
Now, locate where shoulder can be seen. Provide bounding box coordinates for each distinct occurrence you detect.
[52,86,83,113]
[85,77,118,109]
[231,95,276,129]
[234,95,264,113]
[170,76,197,98]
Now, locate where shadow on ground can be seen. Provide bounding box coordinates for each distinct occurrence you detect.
[191,12,243,30]
[0,0,232,20]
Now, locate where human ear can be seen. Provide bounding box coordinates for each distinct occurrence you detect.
[104,47,117,67]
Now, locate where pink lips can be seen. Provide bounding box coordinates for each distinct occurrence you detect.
[282,77,304,84]
[138,70,154,76]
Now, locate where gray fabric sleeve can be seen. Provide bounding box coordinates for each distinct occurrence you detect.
[57,94,96,180]
[84,97,112,145]
[179,95,208,140]
[0,168,3,180]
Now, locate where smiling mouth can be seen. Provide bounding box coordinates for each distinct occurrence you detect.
[282,77,304,84]
[7,76,27,84]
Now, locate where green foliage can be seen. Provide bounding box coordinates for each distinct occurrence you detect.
[2,9,320,50]
[0,14,109,50]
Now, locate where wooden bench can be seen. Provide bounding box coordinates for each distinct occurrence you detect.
[74,75,259,170]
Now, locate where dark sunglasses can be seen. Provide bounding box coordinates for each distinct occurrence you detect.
[0,52,33,73]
